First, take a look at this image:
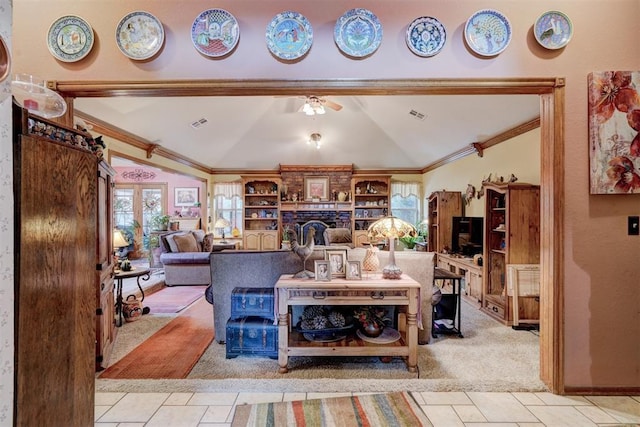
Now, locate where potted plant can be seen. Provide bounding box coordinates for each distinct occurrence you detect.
[150,214,171,231]
[281,225,291,250]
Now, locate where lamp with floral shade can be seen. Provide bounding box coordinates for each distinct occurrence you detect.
[367,216,417,279]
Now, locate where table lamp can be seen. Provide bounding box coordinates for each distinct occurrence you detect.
[113,228,130,264]
[214,217,231,243]
[367,216,417,279]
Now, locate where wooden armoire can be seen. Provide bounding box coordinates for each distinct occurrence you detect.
[13,102,112,426]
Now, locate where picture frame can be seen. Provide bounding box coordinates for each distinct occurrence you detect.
[325,248,348,278]
[175,187,198,206]
[314,260,331,281]
[346,260,362,280]
[304,176,330,201]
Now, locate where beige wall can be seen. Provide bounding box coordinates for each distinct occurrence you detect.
[424,129,540,217]
[11,1,640,391]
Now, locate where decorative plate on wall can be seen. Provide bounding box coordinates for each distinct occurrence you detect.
[406,16,446,57]
[334,8,383,58]
[47,15,94,62]
[191,8,239,58]
[116,11,165,60]
[464,9,511,57]
[534,10,573,50]
[266,11,313,60]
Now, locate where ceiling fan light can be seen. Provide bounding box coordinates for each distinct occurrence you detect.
[315,105,326,115]
[302,103,314,115]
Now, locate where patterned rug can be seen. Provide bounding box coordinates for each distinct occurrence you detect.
[231,392,432,426]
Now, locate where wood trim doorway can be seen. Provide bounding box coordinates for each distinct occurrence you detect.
[53,77,565,393]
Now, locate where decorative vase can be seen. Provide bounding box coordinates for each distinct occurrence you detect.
[338,191,347,202]
[361,322,384,338]
[362,245,380,271]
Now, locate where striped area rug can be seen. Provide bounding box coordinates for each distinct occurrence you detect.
[231,392,432,426]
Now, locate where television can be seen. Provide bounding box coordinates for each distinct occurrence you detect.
[451,216,484,256]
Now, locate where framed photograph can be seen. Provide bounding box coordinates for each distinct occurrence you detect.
[314,260,331,281]
[304,176,330,201]
[346,260,362,280]
[325,249,348,278]
[175,187,198,206]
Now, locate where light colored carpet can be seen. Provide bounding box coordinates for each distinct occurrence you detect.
[96,300,548,393]
[99,297,213,379]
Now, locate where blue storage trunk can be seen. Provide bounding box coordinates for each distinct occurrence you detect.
[230,287,275,320]
[225,316,278,359]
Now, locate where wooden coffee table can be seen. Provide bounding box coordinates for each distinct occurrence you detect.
[275,273,420,373]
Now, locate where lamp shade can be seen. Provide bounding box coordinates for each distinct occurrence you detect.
[214,217,231,229]
[113,229,129,249]
[367,216,416,279]
[367,216,416,240]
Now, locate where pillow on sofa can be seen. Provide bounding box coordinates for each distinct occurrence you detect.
[202,233,215,252]
[323,228,352,245]
[173,232,200,252]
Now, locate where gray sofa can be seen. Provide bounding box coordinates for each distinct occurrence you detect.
[208,248,435,344]
[159,230,212,286]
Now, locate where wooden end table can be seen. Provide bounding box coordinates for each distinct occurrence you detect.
[275,273,420,373]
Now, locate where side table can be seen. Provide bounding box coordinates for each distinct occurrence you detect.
[114,267,151,327]
[432,267,463,338]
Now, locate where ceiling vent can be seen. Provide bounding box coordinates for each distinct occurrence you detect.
[190,117,209,129]
[408,109,426,120]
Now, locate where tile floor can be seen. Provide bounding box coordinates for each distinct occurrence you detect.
[95,391,640,426]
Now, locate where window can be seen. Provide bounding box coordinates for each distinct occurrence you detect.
[213,182,243,236]
[390,182,421,226]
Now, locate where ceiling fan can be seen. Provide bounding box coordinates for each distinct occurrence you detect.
[297,95,343,115]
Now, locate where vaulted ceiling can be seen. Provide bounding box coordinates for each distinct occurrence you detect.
[75,93,541,172]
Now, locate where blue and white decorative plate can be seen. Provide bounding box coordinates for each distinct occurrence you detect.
[334,8,383,58]
[191,9,240,58]
[266,11,313,60]
[406,16,446,57]
[534,11,573,50]
[116,11,165,60]
[464,9,511,57]
[47,15,94,62]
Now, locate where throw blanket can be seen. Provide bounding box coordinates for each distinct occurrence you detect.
[231,392,432,426]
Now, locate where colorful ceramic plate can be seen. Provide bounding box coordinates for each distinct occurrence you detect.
[334,8,383,58]
[0,35,10,85]
[47,15,94,62]
[191,9,240,58]
[464,9,511,57]
[406,16,446,57]
[534,10,573,50]
[266,11,313,60]
[116,11,165,60]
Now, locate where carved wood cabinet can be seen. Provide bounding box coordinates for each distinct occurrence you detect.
[13,105,97,426]
[427,191,462,253]
[96,161,116,371]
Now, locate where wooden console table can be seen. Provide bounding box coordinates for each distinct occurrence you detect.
[275,273,420,373]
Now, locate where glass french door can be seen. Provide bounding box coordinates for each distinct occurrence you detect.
[114,183,167,258]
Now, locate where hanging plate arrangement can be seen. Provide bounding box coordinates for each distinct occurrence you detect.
[47,15,94,62]
[464,9,511,57]
[116,11,165,60]
[191,8,240,58]
[266,11,313,60]
[534,10,573,50]
[334,8,383,58]
[406,16,446,57]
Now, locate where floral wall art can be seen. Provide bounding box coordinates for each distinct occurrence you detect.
[588,71,640,194]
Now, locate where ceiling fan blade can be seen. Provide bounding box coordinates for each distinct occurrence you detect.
[322,98,343,111]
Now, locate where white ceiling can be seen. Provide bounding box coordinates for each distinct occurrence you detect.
[75,94,541,171]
